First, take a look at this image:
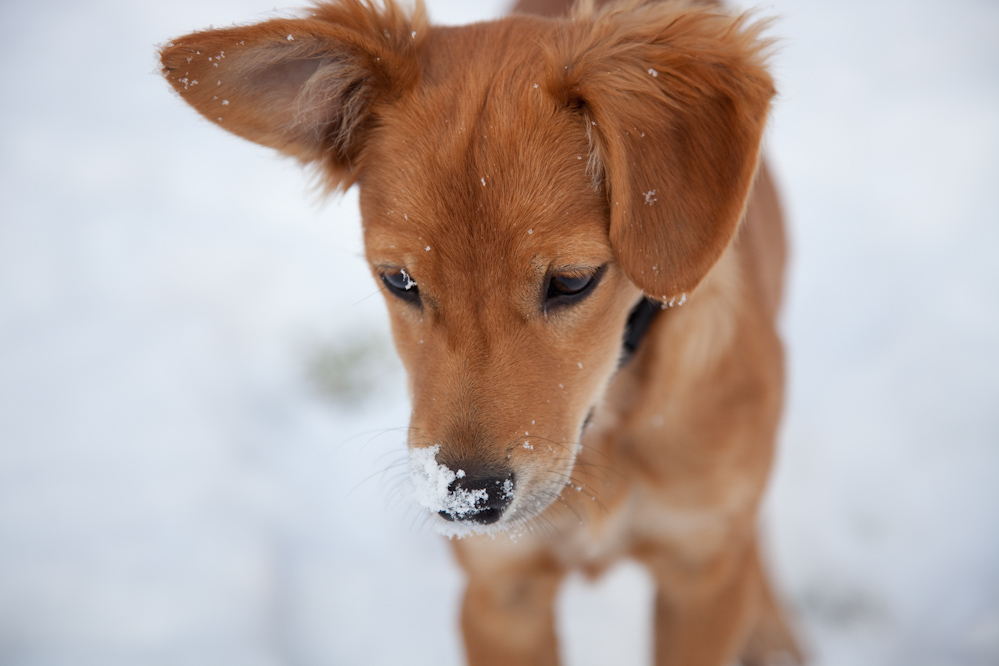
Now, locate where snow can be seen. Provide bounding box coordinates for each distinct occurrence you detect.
[407,446,514,540]
[408,444,486,520]
[0,0,996,665]
[659,293,686,308]
[407,446,520,540]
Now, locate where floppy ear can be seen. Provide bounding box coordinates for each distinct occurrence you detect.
[549,3,775,300]
[159,0,425,189]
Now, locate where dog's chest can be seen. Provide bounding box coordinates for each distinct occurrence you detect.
[549,482,731,574]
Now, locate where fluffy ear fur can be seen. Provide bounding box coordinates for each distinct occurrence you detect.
[547,1,775,300]
[160,0,426,189]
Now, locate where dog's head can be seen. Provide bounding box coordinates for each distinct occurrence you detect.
[161,0,774,536]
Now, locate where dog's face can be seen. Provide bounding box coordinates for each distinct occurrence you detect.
[160,0,774,536]
[359,82,642,533]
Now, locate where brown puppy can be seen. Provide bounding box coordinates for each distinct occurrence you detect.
[161,0,801,663]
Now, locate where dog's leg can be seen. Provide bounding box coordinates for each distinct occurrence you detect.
[646,536,804,666]
[646,537,761,666]
[457,547,564,666]
[739,544,804,666]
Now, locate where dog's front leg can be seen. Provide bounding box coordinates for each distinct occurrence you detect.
[455,542,564,666]
[645,536,761,666]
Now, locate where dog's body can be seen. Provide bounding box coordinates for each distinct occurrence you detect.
[162,0,800,663]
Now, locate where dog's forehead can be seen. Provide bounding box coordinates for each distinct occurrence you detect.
[359,19,609,276]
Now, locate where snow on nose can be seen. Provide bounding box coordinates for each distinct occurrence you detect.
[408,445,514,528]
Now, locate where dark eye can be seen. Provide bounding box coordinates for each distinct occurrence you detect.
[544,266,604,309]
[381,268,421,305]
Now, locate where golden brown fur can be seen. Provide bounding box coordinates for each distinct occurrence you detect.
[161,0,801,663]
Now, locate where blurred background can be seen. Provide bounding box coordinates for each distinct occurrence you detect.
[1,0,996,664]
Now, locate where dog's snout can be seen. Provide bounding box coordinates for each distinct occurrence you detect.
[438,473,515,525]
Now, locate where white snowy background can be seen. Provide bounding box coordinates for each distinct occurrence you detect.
[1,0,996,664]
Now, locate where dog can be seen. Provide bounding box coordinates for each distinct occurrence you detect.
[161,0,801,663]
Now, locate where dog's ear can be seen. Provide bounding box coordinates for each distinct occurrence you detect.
[160,0,425,189]
[549,4,775,300]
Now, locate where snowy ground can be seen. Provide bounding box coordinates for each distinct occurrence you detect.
[1,0,996,664]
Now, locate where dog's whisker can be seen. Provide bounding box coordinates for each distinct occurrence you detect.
[553,495,583,527]
[346,460,411,498]
[352,283,389,306]
[410,506,431,534]
[537,512,564,539]
[545,469,599,494]
[368,452,408,473]
[540,436,623,475]
[546,471,609,515]
[530,485,585,527]
[528,436,623,484]
[358,428,419,454]
[332,425,414,454]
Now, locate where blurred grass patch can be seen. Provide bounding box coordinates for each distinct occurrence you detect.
[307,332,399,408]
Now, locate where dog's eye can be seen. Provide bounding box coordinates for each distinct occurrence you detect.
[381,268,421,305]
[544,266,604,308]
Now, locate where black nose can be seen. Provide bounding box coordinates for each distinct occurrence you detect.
[438,474,515,525]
